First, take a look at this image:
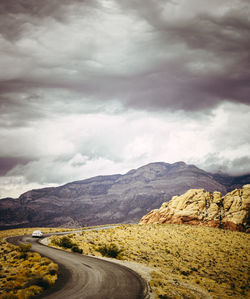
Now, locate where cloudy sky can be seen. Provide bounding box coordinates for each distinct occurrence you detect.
[0,0,250,198]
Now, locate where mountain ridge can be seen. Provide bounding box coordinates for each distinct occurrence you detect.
[0,161,249,229]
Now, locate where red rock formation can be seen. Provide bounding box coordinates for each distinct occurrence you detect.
[139,185,250,232]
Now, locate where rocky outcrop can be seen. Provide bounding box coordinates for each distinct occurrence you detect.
[139,185,250,232]
[0,161,249,229]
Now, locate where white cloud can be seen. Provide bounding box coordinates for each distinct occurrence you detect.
[0,175,56,199]
[1,102,248,198]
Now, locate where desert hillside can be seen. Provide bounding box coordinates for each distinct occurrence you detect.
[49,224,250,299]
[139,185,250,232]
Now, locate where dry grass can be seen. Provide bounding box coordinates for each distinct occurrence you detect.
[0,227,67,299]
[49,224,250,299]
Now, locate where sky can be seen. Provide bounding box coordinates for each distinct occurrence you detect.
[0,0,250,198]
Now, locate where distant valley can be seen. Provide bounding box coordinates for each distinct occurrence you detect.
[0,161,249,229]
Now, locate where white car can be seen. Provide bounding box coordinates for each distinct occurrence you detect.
[32,230,43,238]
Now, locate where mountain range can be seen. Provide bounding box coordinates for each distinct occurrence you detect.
[0,161,249,229]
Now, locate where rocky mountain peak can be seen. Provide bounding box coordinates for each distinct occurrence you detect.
[123,161,201,182]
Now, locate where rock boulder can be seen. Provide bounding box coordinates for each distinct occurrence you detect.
[139,185,250,232]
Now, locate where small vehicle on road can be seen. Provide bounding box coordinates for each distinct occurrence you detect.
[32,230,43,238]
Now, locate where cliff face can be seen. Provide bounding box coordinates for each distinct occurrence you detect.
[0,161,249,229]
[139,185,250,232]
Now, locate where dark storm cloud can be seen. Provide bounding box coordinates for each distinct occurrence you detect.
[0,90,50,128]
[0,0,99,40]
[202,154,250,176]
[117,0,250,109]
[0,157,32,175]
[0,0,249,114]
[231,157,250,174]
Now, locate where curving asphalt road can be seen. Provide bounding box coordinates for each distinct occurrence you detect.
[8,233,149,299]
